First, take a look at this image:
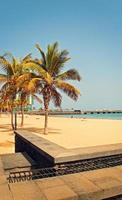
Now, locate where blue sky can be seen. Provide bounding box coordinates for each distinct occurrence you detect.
[0,0,122,110]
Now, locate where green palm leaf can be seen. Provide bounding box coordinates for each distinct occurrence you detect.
[35,44,46,66]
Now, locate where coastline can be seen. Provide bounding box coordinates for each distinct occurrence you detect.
[50,114,122,120]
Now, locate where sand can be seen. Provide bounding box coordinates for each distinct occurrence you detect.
[0,113,122,154]
[0,114,15,154]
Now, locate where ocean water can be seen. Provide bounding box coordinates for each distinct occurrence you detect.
[57,113,122,120]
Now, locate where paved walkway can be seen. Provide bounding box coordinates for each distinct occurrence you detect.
[0,130,122,200]
[0,155,122,200]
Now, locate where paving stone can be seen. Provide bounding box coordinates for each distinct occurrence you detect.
[0,183,13,200]
[116,166,122,171]
[0,175,7,184]
[0,158,4,168]
[61,173,102,200]
[0,158,5,175]
[36,177,65,189]
[104,167,122,183]
[42,184,77,200]
[9,181,47,200]
[0,167,5,176]
[93,176,122,198]
[82,168,122,199]
[1,153,36,170]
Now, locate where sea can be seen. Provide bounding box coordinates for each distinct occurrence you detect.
[57,113,122,120]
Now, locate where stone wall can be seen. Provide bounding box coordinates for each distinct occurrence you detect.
[15,134,54,168]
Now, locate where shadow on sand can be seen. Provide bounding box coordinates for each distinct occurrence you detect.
[18,127,61,134]
[0,123,61,135]
[0,124,13,133]
[0,141,14,147]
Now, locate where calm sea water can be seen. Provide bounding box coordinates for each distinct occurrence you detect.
[57,113,122,120]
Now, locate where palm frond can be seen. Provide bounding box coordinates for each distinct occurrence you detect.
[57,69,81,81]
[0,74,7,82]
[12,57,19,73]
[0,82,9,92]
[23,60,52,84]
[28,78,42,92]
[46,42,58,70]
[16,73,32,88]
[0,56,14,76]
[22,53,32,62]
[51,87,62,107]
[34,58,47,71]
[3,52,17,74]
[35,44,46,66]
[53,50,70,73]
[55,80,80,101]
[46,44,70,76]
[23,60,44,74]
[33,94,42,104]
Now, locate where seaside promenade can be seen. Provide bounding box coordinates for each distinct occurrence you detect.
[0,157,122,200]
[0,114,122,199]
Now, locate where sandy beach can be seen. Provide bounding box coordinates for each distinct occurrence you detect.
[0,113,122,154]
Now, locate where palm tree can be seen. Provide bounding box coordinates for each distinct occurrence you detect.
[0,53,33,128]
[25,42,81,134]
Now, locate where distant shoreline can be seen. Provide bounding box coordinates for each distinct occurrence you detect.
[26,111,122,120]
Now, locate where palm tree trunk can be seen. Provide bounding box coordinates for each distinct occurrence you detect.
[21,104,24,127]
[44,93,50,134]
[44,107,48,134]
[14,112,17,130]
[11,108,14,130]
[43,86,51,134]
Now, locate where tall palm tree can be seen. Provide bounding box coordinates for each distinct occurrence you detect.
[25,42,81,134]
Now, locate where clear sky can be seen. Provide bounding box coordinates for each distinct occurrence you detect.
[0,0,122,110]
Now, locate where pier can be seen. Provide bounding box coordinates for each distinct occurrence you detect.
[28,109,122,115]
